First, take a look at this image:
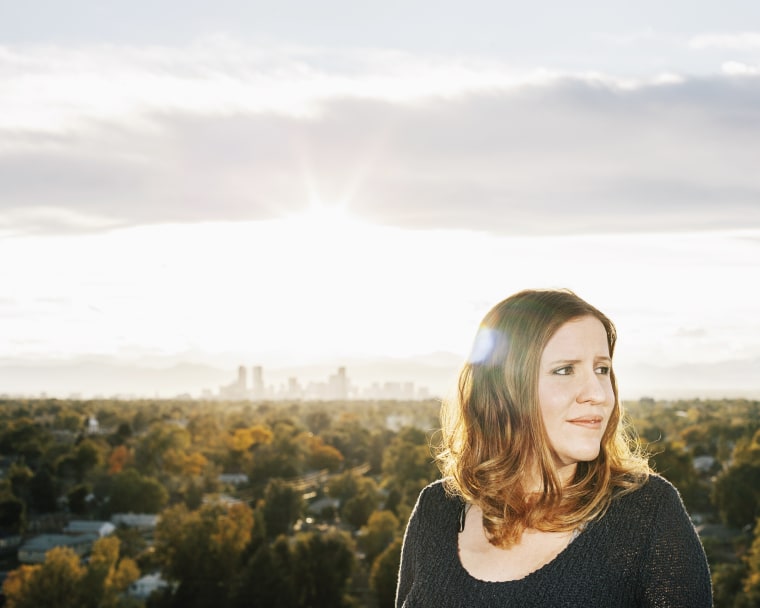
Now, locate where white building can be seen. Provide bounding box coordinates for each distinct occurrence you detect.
[128,573,171,600]
[18,533,98,563]
[64,520,116,538]
[111,513,159,532]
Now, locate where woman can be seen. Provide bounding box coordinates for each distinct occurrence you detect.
[396,289,712,607]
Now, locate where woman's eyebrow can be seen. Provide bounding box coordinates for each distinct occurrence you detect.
[545,358,581,366]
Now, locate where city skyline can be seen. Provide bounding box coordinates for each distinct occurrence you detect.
[214,365,431,402]
[1,3,759,400]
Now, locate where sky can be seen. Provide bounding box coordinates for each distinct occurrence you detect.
[1,1,759,398]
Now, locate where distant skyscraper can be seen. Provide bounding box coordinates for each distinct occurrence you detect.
[287,377,302,399]
[328,366,348,400]
[252,366,264,400]
[219,365,249,400]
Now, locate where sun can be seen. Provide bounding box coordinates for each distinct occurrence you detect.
[280,196,362,249]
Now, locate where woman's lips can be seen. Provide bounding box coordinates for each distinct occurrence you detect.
[567,415,604,428]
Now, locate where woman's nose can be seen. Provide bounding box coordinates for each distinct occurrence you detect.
[578,369,607,404]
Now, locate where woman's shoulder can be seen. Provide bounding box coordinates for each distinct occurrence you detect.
[610,473,688,518]
[413,478,463,518]
[630,473,681,499]
[417,477,458,502]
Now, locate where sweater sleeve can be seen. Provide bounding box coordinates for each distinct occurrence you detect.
[639,479,713,608]
[395,488,423,608]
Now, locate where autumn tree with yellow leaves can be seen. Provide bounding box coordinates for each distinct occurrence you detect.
[2,536,139,608]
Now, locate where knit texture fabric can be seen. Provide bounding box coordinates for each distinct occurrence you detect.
[396,475,712,607]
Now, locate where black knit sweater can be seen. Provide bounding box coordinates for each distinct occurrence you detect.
[396,475,712,607]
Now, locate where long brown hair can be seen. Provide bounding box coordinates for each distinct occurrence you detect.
[436,288,650,547]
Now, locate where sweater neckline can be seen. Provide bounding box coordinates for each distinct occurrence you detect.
[452,502,588,585]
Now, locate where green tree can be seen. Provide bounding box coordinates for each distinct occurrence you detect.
[113,525,148,561]
[109,469,168,514]
[713,463,760,528]
[74,438,105,477]
[291,529,355,608]
[341,477,382,529]
[29,467,58,512]
[712,562,748,608]
[326,470,383,529]
[382,427,439,515]
[370,538,403,608]
[740,518,760,606]
[248,420,307,486]
[67,484,91,515]
[358,510,399,564]
[323,414,371,467]
[649,440,709,512]
[134,423,190,477]
[8,463,33,503]
[0,492,25,533]
[261,478,304,538]
[229,536,297,608]
[0,418,52,467]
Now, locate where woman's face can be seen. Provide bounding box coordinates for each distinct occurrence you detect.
[537,315,615,478]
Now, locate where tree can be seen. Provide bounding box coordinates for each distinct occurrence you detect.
[0,492,25,533]
[29,467,58,512]
[134,424,190,477]
[108,469,168,514]
[80,536,140,608]
[740,517,760,606]
[8,463,33,503]
[323,413,371,467]
[305,434,344,472]
[712,562,748,608]
[229,536,297,608]
[370,538,403,608]
[305,409,332,435]
[713,463,760,528]
[227,424,273,453]
[261,478,304,538]
[1,534,139,608]
[74,438,105,478]
[108,445,132,474]
[154,502,254,606]
[113,525,148,561]
[248,421,307,485]
[344,477,383,529]
[326,470,383,529]
[2,546,85,608]
[290,529,355,608]
[67,484,91,516]
[649,440,709,512]
[0,418,52,467]
[179,451,208,477]
[382,427,439,514]
[358,510,399,564]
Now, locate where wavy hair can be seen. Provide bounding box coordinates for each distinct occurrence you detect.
[436,288,650,548]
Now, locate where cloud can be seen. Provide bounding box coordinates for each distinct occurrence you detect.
[2,41,760,236]
[689,32,760,50]
[722,61,759,76]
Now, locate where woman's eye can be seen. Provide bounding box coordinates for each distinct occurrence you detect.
[595,366,610,375]
[554,366,573,376]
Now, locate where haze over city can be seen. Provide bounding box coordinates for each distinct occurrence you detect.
[1,1,759,399]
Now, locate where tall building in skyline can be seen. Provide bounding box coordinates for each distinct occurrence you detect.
[328,366,348,401]
[252,366,264,400]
